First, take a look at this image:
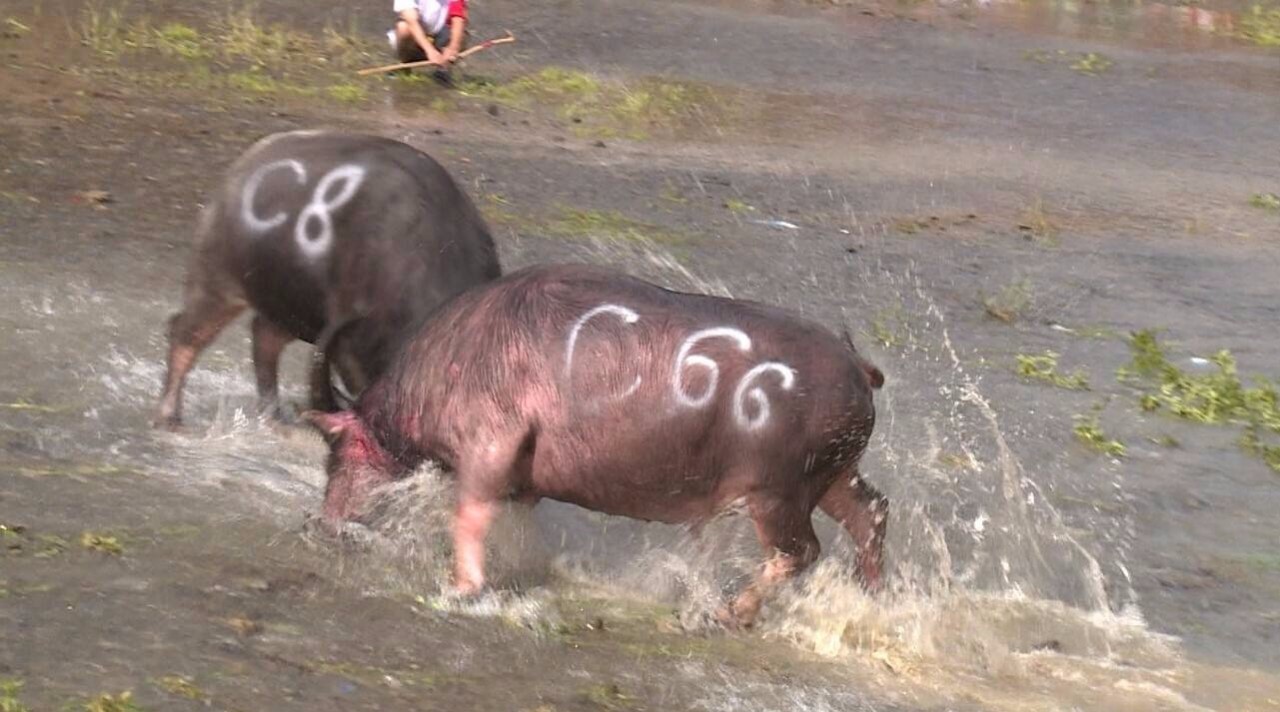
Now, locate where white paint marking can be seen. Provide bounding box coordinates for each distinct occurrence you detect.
[241,159,306,232]
[564,304,643,400]
[672,327,752,408]
[731,361,795,430]
[295,165,366,259]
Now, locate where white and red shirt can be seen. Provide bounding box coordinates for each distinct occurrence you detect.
[394,0,468,34]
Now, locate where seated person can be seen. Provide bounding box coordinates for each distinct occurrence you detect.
[387,0,468,81]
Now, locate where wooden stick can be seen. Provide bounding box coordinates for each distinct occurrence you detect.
[356,31,516,76]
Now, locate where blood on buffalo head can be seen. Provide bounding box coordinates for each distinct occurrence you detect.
[302,410,401,526]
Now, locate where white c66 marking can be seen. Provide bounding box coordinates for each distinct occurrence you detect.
[566,307,797,430]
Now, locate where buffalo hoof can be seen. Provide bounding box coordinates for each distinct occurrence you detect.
[152,413,186,433]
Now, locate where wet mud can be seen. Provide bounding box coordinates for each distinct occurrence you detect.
[2,0,1279,709]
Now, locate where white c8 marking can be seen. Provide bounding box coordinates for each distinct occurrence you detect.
[239,160,366,260]
[295,165,365,260]
[242,159,306,232]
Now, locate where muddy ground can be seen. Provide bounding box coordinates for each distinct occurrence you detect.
[2,0,1279,709]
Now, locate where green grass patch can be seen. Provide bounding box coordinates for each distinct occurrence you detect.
[547,205,688,246]
[459,66,729,140]
[151,22,205,58]
[226,69,280,94]
[326,82,367,104]
[1070,52,1113,75]
[864,308,908,349]
[80,531,124,556]
[0,678,28,712]
[1015,351,1089,390]
[153,676,204,701]
[1119,329,1280,472]
[581,682,634,710]
[1024,49,1114,75]
[1249,192,1280,211]
[1073,414,1126,457]
[83,691,144,712]
[1239,4,1280,46]
[72,4,380,108]
[77,1,130,56]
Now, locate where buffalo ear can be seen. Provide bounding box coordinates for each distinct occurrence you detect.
[301,410,353,445]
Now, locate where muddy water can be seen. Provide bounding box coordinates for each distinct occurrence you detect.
[3,0,1280,709]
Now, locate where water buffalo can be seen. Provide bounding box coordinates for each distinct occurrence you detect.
[306,263,886,627]
[155,130,501,428]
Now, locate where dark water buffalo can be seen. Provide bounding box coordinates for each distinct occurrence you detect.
[306,263,887,627]
[155,130,501,428]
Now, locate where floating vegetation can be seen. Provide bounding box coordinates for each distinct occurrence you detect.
[1119,329,1280,472]
[1073,414,1126,457]
[982,279,1033,323]
[1015,351,1089,390]
[153,677,204,701]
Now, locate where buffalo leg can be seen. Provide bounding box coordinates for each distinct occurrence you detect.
[251,315,293,420]
[155,295,246,429]
[450,432,534,595]
[307,349,338,413]
[722,497,821,628]
[818,471,887,591]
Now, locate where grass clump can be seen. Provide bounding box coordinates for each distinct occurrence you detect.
[153,676,204,701]
[73,5,378,107]
[1070,52,1113,75]
[548,205,687,246]
[1073,414,1126,457]
[1239,4,1280,46]
[1,679,29,712]
[460,67,726,140]
[982,279,1033,323]
[4,17,32,38]
[1017,197,1058,242]
[77,1,130,55]
[1015,351,1089,390]
[581,682,633,710]
[1119,329,1280,472]
[226,69,278,94]
[864,308,908,349]
[325,82,367,103]
[83,691,144,712]
[151,22,204,58]
[1249,192,1280,211]
[80,532,124,555]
